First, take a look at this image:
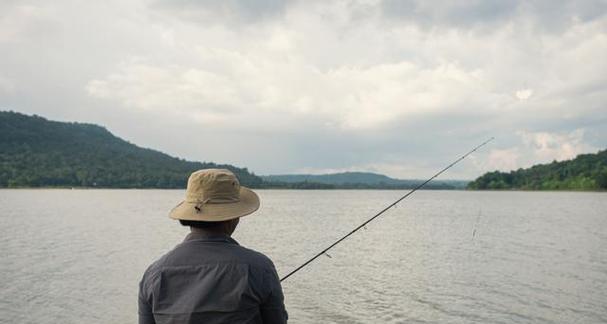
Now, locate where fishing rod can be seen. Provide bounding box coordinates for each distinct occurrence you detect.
[280,137,494,282]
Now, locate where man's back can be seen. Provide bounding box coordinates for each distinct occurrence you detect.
[138,232,288,324]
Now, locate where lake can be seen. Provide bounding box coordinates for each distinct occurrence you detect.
[1,189,606,323]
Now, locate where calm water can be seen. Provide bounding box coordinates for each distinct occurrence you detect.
[1,189,606,324]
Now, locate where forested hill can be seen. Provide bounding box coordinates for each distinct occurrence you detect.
[262,172,469,189]
[0,111,262,188]
[467,149,607,190]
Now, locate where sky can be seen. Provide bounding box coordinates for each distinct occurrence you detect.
[1,0,606,179]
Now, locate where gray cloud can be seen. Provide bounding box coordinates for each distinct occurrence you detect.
[381,0,607,32]
[150,0,289,24]
[1,0,606,179]
[381,0,519,27]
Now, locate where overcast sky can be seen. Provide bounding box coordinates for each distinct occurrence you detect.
[1,0,606,179]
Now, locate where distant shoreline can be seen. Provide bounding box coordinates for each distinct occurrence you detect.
[1,187,605,192]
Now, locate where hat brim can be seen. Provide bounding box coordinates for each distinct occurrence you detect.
[169,187,260,221]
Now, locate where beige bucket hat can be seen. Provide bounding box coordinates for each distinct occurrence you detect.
[169,169,260,221]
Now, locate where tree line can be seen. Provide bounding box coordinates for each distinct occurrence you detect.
[0,111,262,188]
[467,149,607,190]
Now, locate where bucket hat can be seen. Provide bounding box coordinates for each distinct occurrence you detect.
[169,169,260,221]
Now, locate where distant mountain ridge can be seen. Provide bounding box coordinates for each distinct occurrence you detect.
[0,111,469,190]
[262,172,469,189]
[468,150,607,190]
[0,111,262,188]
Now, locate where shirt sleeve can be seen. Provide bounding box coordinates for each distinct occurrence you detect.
[260,264,288,324]
[138,275,156,324]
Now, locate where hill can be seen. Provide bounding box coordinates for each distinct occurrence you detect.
[0,111,472,190]
[262,172,469,189]
[467,150,607,190]
[0,111,262,188]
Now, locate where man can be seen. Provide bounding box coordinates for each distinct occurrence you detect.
[139,169,288,324]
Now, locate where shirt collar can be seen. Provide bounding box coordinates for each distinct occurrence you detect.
[184,231,240,245]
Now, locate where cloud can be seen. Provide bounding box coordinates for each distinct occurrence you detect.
[86,55,493,130]
[381,0,520,28]
[485,148,522,171]
[515,89,533,100]
[0,76,15,94]
[0,3,56,43]
[85,2,606,132]
[380,0,607,31]
[518,129,598,162]
[467,129,599,175]
[1,0,606,178]
[150,0,288,24]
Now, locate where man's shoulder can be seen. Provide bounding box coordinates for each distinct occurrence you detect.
[140,239,277,288]
[187,239,276,270]
[231,244,275,268]
[148,238,276,271]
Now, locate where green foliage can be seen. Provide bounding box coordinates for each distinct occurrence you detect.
[467,149,607,191]
[0,111,263,188]
[260,180,336,189]
[261,172,468,190]
[597,168,607,189]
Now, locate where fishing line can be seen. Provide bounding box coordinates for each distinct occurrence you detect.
[280,137,495,282]
[472,209,482,240]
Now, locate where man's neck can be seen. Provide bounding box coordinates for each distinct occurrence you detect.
[190,227,231,237]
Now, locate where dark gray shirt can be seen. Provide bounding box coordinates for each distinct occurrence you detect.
[138,232,288,324]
